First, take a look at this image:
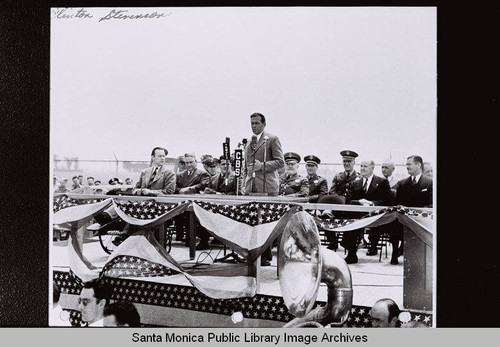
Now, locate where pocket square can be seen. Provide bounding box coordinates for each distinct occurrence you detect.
[421,188,428,192]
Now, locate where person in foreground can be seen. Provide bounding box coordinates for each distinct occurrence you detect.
[78,279,111,327]
[103,301,141,327]
[369,298,401,328]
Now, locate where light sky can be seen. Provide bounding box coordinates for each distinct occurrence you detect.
[51,7,436,166]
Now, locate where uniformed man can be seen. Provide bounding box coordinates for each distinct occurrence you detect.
[204,156,237,195]
[303,155,328,203]
[329,150,360,200]
[317,150,359,250]
[279,152,309,197]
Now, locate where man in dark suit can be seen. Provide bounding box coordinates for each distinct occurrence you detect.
[397,155,433,208]
[242,113,285,266]
[133,147,176,196]
[204,156,237,195]
[243,113,285,196]
[278,152,309,197]
[389,155,433,263]
[318,150,360,250]
[174,153,211,250]
[341,159,394,264]
[175,153,210,194]
[303,154,328,203]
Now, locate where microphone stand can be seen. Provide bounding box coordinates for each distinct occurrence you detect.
[215,139,246,264]
[263,136,268,195]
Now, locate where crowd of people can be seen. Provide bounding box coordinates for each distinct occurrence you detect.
[52,112,434,328]
[53,175,134,193]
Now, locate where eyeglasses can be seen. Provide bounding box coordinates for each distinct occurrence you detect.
[179,161,186,165]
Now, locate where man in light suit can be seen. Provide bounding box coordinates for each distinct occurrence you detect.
[242,113,285,266]
[133,147,176,196]
[243,113,285,196]
[341,159,394,264]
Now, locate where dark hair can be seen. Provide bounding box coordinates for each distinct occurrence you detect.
[376,298,401,323]
[53,282,61,303]
[103,301,141,327]
[95,180,101,184]
[250,112,266,123]
[407,155,424,167]
[72,176,78,180]
[78,175,83,178]
[151,147,168,157]
[87,176,94,180]
[83,279,111,305]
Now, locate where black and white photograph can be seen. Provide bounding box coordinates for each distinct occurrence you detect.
[50,6,436,329]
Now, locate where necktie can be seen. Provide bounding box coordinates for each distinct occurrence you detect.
[362,178,368,192]
[150,167,158,184]
[345,172,350,180]
[412,176,417,186]
[251,135,258,150]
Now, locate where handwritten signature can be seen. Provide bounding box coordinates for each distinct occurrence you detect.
[52,8,171,22]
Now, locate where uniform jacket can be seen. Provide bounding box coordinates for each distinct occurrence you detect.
[175,168,210,194]
[307,174,329,199]
[396,175,433,207]
[348,175,394,206]
[329,170,360,200]
[279,172,309,197]
[207,172,237,195]
[243,131,285,195]
[135,164,176,195]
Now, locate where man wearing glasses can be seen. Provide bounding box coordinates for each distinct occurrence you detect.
[78,279,111,327]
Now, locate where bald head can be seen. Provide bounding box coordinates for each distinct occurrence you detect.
[370,299,400,328]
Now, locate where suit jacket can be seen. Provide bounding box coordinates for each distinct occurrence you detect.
[243,131,285,195]
[329,170,359,200]
[348,175,394,206]
[175,168,210,194]
[207,172,237,195]
[307,174,329,199]
[135,164,176,195]
[396,175,433,207]
[279,173,309,197]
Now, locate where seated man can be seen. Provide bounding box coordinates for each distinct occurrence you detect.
[204,157,220,178]
[78,279,111,327]
[133,147,176,196]
[370,298,401,328]
[175,153,211,250]
[86,176,95,186]
[204,156,237,195]
[175,153,210,194]
[303,154,328,203]
[341,159,393,264]
[278,152,309,197]
[103,301,141,327]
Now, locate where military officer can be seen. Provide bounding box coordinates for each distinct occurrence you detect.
[329,150,360,200]
[303,155,328,203]
[279,152,309,197]
[317,150,360,250]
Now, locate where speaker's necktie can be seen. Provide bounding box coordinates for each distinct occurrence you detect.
[251,135,258,150]
[412,176,417,186]
[362,178,368,192]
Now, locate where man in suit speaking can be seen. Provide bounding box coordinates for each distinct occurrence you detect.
[243,112,285,196]
[242,113,285,266]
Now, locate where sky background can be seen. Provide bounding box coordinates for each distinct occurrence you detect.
[51,7,436,167]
